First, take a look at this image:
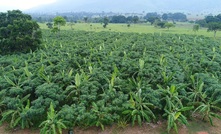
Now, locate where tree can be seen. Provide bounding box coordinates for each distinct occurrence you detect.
[195,20,207,27]
[133,16,139,24]
[0,10,42,54]
[162,13,168,21]
[164,23,175,30]
[147,17,160,25]
[103,17,109,28]
[127,16,133,23]
[207,22,221,37]
[205,16,219,23]
[171,13,187,22]
[144,12,160,20]
[154,20,167,28]
[46,22,53,29]
[144,12,160,25]
[53,16,66,37]
[193,24,200,33]
[83,17,88,23]
[110,15,127,23]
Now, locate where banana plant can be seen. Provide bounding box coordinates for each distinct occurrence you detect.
[91,102,107,130]
[187,75,206,102]
[163,106,193,133]
[161,71,175,87]
[159,85,183,111]
[192,89,221,126]
[39,102,68,134]
[123,91,156,126]
[64,73,82,101]
[0,94,32,129]
[159,85,193,133]
[4,75,23,89]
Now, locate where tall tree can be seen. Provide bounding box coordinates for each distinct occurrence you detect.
[133,16,139,24]
[207,22,221,37]
[110,15,127,23]
[53,16,66,37]
[103,17,109,28]
[0,10,42,54]
[162,13,168,21]
[147,17,160,25]
[83,17,88,23]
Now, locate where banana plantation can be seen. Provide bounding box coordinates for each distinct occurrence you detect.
[0,30,221,133]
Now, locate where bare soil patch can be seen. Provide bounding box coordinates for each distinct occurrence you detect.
[1,118,221,134]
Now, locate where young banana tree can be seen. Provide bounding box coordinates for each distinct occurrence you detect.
[192,89,221,126]
[123,91,156,126]
[39,102,68,134]
[0,94,33,129]
[159,85,193,133]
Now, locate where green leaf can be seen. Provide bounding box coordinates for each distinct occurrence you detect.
[208,115,214,126]
[68,68,73,78]
[174,122,178,134]
[137,115,142,126]
[179,106,194,112]
[139,59,144,70]
[210,112,221,120]
[122,110,132,115]
[13,116,21,128]
[174,112,181,120]
[132,115,137,126]
[141,111,150,122]
[132,109,138,116]
[75,73,81,87]
[4,75,16,86]
[170,85,176,94]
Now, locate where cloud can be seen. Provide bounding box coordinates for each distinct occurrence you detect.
[0,0,56,11]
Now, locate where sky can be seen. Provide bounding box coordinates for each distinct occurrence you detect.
[0,0,56,11]
[0,0,220,13]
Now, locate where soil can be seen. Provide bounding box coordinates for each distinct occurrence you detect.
[0,118,221,134]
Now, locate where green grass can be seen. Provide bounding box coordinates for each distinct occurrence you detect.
[39,22,221,38]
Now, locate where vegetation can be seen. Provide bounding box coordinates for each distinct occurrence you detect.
[164,23,175,30]
[52,16,66,37]
[207,22,221,37]
[196,14,221,37]
[0,28,221,133]
[193,24,200,33]
[0,10,42,54]
[102,17,109,28]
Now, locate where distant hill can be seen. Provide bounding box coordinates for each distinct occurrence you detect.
[27,0,221,14]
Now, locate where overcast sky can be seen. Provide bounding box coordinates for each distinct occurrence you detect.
[0,0,221,13]
[0,0,56,11]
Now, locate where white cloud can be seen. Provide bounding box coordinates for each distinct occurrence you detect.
[0,0,56,11]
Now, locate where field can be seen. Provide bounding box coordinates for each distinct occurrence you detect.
[1,23,221,134]
[39,22,221,38]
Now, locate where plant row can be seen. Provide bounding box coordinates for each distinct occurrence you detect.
[0,30,221,133]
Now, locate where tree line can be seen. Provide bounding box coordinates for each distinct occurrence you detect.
[196,14,221,37]
[31,12,187,24]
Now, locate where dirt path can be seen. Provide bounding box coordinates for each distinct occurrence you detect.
[0,118,221,134]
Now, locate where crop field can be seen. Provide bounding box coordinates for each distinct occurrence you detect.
[1,29,221,133]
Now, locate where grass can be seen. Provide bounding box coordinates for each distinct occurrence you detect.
[39,22,221,39]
